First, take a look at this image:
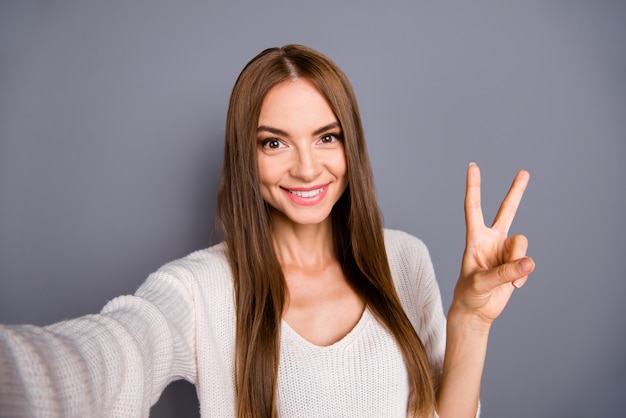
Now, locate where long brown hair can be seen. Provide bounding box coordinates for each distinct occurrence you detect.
[217,44,435,418]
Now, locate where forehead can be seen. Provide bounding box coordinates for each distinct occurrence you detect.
[258,78,338,130]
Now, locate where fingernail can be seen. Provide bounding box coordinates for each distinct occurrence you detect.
[469,162,477,166]
[518,258,534,273]
[512,278,524,289]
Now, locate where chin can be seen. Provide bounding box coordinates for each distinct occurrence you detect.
[275,207,334,227]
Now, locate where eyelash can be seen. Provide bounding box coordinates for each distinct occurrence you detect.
[259,133,343,149]
[320,133,342,143]
[261,138,283,149]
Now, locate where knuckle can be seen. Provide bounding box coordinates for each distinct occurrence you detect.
[496,264,511,282]
[509,234,529,255]
[515,234,529,247]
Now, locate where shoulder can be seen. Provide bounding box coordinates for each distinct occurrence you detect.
[383,229,438,317]
[383,228,434,291]
[155,242,231,278]
[137,242,233,298]
[383,228,430,267]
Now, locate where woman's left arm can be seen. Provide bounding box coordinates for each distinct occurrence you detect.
[435,163,535,418]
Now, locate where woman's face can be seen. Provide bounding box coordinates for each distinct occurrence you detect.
[256,78,348,228]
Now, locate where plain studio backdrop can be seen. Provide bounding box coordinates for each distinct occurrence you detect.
[1,1,624,417]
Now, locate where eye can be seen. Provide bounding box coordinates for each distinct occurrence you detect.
[261,138,284,149]
[320,133,342,144]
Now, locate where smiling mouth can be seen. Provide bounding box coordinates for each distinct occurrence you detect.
[286,186,326,198]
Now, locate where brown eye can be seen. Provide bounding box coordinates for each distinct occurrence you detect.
[262,139,284,149]
[320,134,340,144]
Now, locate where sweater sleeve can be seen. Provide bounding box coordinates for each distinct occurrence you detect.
[0,266,198,417]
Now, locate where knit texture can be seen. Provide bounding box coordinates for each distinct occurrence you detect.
[0,229,447,417]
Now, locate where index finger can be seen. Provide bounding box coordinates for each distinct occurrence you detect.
[465,162,485,233]
[492,169,530,233]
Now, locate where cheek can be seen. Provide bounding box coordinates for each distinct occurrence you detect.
[257,160,273,202]
[257,157,284,205]
[257,157,273,185]
[332,151,348,179]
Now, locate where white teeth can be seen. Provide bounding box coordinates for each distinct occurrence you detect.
[289,187,325,198]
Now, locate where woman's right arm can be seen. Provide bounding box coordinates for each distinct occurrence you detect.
[0,266,198,417]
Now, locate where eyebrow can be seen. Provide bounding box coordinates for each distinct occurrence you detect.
[257,122,341,137]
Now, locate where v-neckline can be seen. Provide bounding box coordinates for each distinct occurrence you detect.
[281,307,372,350]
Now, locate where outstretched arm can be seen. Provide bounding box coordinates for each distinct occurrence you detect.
[435,163,535,417]
[0,269,198,417]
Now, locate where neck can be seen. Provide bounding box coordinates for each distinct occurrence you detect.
[270,212,336,270]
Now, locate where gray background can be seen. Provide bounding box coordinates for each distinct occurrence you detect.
[1,1,624,417]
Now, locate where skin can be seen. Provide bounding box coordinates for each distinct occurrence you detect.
[256,77,360,347]
[257,78,535,415]
[436,164,535,417]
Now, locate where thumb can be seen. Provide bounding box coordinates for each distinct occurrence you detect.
[476,256,535,290]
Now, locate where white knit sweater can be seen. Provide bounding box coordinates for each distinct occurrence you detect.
[0,229,447,417]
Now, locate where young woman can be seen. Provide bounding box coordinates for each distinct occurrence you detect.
[0,45,534,417]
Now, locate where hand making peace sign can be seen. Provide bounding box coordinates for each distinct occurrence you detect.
[452,163,535,325]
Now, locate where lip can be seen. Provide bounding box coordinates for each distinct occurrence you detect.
[281,184,329,206]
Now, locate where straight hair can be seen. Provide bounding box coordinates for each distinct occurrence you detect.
[217,44,435,418]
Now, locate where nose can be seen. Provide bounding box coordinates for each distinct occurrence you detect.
[290,146,321,182]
